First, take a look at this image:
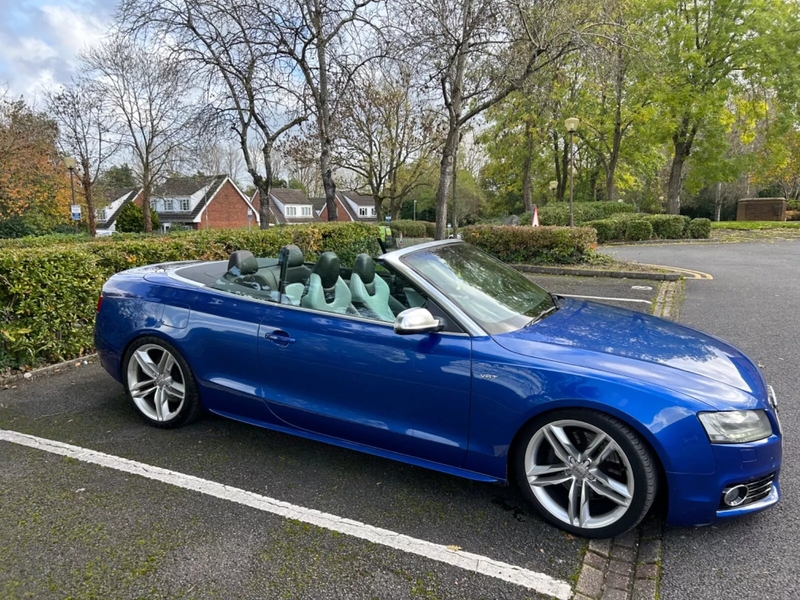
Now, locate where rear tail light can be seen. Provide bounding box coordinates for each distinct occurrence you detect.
[96,295,104,313]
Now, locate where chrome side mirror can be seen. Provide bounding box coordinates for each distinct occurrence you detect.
[394,307,442,335]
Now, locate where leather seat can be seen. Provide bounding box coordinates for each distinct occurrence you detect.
[301,252,353,314]
[226,250,270,290]
[349,254,395,321]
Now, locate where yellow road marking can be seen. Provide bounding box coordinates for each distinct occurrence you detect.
[637,264,713,280]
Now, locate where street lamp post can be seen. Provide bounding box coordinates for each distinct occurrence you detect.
[564,117,579,227]
[549,180,558,203]
[64,157,78,233]
[413,199,417,221]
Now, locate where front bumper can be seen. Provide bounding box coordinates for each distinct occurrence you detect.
[665,432,782,527]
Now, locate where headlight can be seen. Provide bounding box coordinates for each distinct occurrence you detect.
[698,410,773,444]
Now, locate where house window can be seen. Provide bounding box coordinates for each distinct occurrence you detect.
[286,206,297,217]
[359,207,368,216]
[95,208,106,221]
[152,199,162,212]
[163,199,174,212]
[371,207,376,216]
[180,197,190,211]
[301,206,312,216]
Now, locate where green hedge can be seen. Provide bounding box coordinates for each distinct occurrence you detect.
[461,225,597,264]
[534,202,637,226]
[787,200,800,212]
[625,220,654,241]
[0,223,379,369]
[687,218,711,239]
[390,220,430,238]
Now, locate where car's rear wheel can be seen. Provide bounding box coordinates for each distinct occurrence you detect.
[514,409,657,539]
[123,337,201,428]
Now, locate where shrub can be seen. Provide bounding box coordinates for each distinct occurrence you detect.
[538,202,637,226]
[625,220,653,241]
[0,222,380,369]
[586,219,626,244]
[460,225,597,264]
[787,200,800,212]
[116,201,160,233]
[390,220,428,238]
[648,215,688,239]
[688,218,711,239]
[0,215,39,239]
[424,221,437,237]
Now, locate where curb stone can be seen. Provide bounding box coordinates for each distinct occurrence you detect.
[514,264,680,281]
[0,354,99,387]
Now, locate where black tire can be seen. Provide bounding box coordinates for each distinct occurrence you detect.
[514,409,657,539]
[122,336,203,429]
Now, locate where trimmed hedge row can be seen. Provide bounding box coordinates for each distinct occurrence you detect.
[390,220,436,238]
[0,223,380,369]
[461,225,597,264]
[528,202,637,227]
[586,215,711,243]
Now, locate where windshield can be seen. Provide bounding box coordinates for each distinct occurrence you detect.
[401,243,556,335]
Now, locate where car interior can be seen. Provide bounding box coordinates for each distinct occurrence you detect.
[175,244,428,323]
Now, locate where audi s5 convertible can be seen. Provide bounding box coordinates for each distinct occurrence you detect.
[95,239,782,538]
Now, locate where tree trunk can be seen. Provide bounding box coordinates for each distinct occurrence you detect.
[715,182,722,222]
[81,160,96,237]
[142,166,152,233]
[435,126,459,239]
[320,145,337,221]
[667,117,696,215]
[254,141,273,229]
[313,3,337,222]
[521,122,534,212]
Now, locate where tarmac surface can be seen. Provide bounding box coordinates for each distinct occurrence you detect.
[604,240,800,600]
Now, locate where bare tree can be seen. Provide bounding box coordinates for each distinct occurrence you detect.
[400,0,585,238]
[334,63,442,219]
[259,0,384,221]
[120,0,308,228]
[83,38,199,232]
[47,78,118,236]
[279,131,325,197]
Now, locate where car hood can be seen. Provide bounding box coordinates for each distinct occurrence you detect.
[492,298,767,408]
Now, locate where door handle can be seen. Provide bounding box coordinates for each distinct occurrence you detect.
[265,331,296,346]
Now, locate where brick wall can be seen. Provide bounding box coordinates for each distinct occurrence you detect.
[319,197,353,222]
[202,180,254,229]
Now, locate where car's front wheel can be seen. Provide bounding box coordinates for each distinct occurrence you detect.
[123,337,202,428]
[514,409,657,538]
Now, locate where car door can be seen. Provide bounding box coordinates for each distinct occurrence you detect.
[257,301,472,467]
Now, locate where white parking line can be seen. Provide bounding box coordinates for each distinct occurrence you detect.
[0,429,572,600]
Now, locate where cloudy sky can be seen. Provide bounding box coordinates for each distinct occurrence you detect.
[0,0,115,102]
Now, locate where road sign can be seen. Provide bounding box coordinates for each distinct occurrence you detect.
[247,208,253,219]
[71,205,82,221]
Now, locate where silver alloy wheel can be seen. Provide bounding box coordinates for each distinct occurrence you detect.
[126,343,186,422]
[524,419,634,530]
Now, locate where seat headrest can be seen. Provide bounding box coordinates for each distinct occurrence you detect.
[313,252,340,289]
[228,250,259,275]
[353,253,375,285]
[281,244,305,268]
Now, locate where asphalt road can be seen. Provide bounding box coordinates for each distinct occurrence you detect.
[0,276,660,600]
[604,240,800,600]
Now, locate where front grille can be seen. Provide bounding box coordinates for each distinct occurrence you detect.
[719,473,775,510]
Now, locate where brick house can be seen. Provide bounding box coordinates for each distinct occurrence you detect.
[251,188,320,225]
[144,175,258,231]
[318,191,377,222]
[95,188,144,235]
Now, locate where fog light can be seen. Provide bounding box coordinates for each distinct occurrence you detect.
[722,485,749,507]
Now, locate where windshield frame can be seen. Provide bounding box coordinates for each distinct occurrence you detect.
[398,242,556,335]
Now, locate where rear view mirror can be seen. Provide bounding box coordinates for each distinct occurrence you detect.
[394,307,442,335]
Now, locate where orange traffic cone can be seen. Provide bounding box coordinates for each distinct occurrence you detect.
[532,205,540,227]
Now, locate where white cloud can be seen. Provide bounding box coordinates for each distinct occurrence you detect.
[41,5,108,62]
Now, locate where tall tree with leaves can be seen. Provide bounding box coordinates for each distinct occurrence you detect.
[120,0,308,228]
[652,0,795,214]
[83,37,199,232]
[47,79,118,236]
[401,0,589,238]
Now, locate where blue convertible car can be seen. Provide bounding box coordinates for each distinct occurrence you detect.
[95,240,781,538]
